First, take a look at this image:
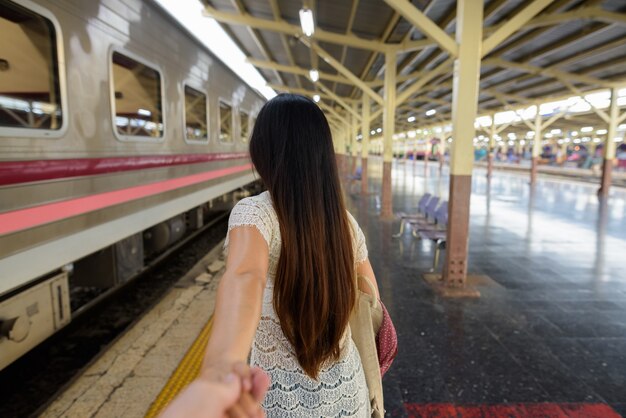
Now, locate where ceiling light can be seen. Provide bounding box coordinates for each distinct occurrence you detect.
[376,127,382,133]
[313,94,320,103]
[581,126,593,132]
[370,130,376,135]
[309,69,319,82]
[571,131,578,136]
[407,116,415,122]
[299,8,315,37]
[596,129,607,135]
[137,108,151,116]
[426,109,436,116]
[551,129,561,134]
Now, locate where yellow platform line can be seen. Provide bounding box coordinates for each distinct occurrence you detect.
[145,316,214,418]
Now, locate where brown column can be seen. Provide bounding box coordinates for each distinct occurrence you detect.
[380,50,396,219]
[361,158,368,194]
[530,110,542,186]
[443,175,471,286]
[598,159,613,199]
[530,156,538,185]
[336,153,345,177]
[598,87,619,199]
[381,161,393,219]
[487,153,494,178]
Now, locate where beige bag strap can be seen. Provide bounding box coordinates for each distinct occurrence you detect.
[357,275,379,309]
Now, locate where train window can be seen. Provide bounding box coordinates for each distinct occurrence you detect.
[184,85,208,142]
[111,51,163,140]
[218,99,233,143]
[240,110,249,142]
[0,0,65,134]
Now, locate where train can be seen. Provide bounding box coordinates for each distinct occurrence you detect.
[0,0,264,370]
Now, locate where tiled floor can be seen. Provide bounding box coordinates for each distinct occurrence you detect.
[346,157,626,417]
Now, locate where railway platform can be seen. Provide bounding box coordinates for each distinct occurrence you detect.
[41,158,626,418]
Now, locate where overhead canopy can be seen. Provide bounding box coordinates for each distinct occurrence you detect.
[203,0,626,135]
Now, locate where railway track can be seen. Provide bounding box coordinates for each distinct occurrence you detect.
[0,211,230,418]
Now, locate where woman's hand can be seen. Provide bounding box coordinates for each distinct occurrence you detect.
[158,362,270,418]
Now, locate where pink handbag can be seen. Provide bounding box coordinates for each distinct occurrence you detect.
[375,300,397,377]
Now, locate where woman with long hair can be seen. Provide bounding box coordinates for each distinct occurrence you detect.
[200,93,381,416]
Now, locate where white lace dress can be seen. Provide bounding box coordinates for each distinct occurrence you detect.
[225,191,370,417]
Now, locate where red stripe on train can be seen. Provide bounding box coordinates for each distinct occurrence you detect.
[0,163,253,236]
[0,152,250,186]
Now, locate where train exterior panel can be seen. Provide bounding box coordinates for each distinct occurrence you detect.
[0,0,263,368]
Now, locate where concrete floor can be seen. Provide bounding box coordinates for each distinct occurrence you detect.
[346,157,626,417]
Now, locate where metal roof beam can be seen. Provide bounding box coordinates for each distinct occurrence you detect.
[331,0,361,94]
[316,81,362,121]
[227,0,285,86]
[383,0,458,57]
[266,83,359,103]
[304,40,384,105]
[484,58,609,88]
[396,57,455,105]
[268,0,303,89]
[318,101,348,126]
[482,0,555,57]
[246,58,352,85]
[203,5,387,52]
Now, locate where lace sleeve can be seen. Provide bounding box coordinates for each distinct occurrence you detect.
[347,212,368,264]
[224,197,273,249]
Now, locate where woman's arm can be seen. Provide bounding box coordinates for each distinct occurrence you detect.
[201,226,269,372]
[356,258,380,300]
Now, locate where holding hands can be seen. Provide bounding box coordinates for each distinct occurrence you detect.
[159,362,270,418]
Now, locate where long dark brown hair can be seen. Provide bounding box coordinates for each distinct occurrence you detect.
[249,94,356,379]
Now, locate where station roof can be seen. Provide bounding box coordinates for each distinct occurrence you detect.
[203,0,626,135]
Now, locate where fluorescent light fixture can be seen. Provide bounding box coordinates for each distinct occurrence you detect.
[571,131,578,136]
[551,129,561,134]
[593,137,601,143]
[545,133,553,138]
[615,137,623,142]
[507,133,516,139]
[619,124,626,130]
[313,94,320,103]
[376,127,382,133]
[137,108,151,116]
[425,109,436,116]
[154,0,275,100]
[596,129,608,135]
[407,116,416,122]
[581,126,593,132]
[299,8,315,37]
[309,69,319,82]
[526,131,535,137]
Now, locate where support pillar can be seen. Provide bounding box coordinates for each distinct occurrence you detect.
[487,115,496,178]
[351,107,359,175]
[361,96,370,194]
[530,110,542,186]
[336,127,347,177]
[381,50,396,219]
[439,135,446,171]
[441,0,482,296]
[599,87,619,199]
